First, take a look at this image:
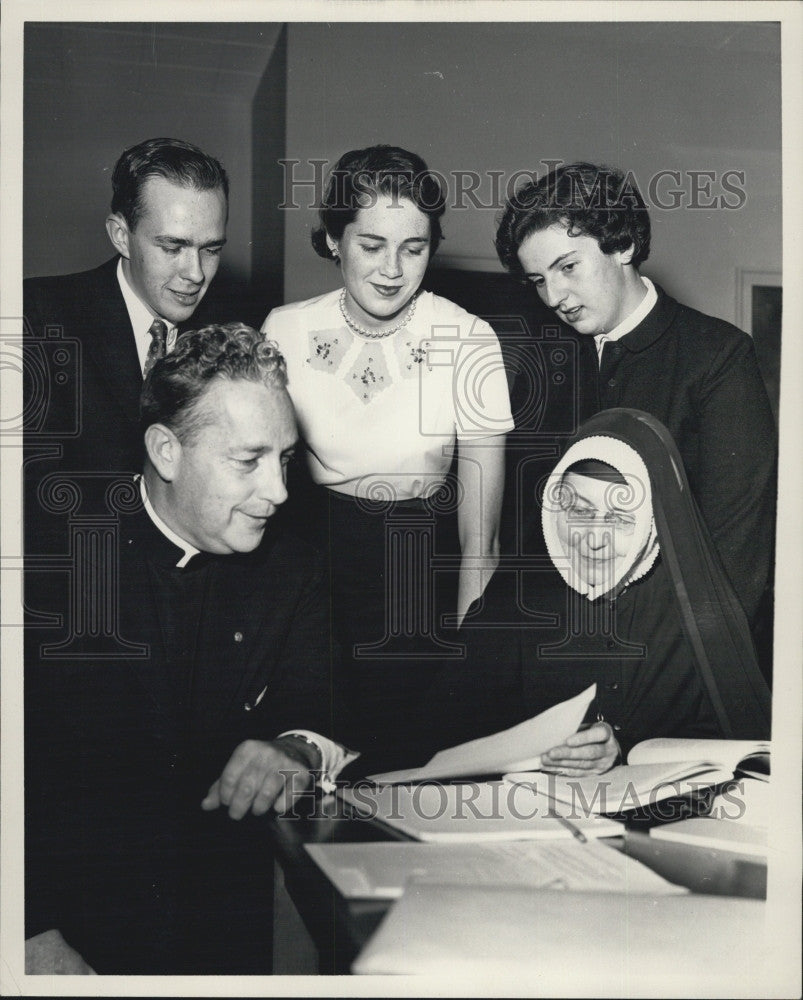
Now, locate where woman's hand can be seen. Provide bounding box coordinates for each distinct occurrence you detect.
[539,722,621,776]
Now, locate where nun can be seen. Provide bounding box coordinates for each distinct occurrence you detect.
[415,408,771,776]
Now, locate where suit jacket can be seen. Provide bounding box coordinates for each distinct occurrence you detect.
[24,257,147,476]
[23,256,236,475]
[504,285,776,622]
[25,498,339,974]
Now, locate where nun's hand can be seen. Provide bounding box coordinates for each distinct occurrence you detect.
[540,722,621,776]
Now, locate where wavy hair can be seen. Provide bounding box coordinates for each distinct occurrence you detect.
[311,144,446,260]
[140,322,287,442]
[111,137,229,230]
[495,162,651,279]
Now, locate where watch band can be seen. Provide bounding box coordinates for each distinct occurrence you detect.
[280,732,337,793]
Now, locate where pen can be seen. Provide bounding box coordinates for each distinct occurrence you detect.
[557,815,588,844]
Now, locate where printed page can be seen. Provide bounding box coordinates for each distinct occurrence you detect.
[305,839,686,899]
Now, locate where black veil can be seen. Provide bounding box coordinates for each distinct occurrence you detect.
[563,409,771,738]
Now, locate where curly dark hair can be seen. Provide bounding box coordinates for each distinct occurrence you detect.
[311,144,446,260]
[140,322,287,442]
[111,137,229,230]
[495,162,651,279]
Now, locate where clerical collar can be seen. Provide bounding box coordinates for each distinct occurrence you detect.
[594,276,658,360]
[138,476,200,568]
[116,258,177,374]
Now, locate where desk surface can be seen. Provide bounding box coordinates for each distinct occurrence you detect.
[268,794,767,975]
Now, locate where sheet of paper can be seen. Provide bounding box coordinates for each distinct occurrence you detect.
[367,683,596,784]
[305,839,686,899]
[351,883,765,989]
[339,780,622,841]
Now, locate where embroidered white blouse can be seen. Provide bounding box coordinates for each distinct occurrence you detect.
[263,289,514,500]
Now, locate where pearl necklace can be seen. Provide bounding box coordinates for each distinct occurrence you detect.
[338,288,418,339]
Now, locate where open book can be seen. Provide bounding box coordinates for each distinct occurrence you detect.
[626,737,769,776]
[504,737,770,815]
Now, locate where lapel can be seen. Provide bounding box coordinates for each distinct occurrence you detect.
[617,284,678,356]
[83,258,144,427]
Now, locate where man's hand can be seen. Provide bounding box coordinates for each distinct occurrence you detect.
[25,929,96,974]
[201,737,319,819]
[539,722,621,776]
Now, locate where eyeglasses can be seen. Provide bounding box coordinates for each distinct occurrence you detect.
[559,499,637,535]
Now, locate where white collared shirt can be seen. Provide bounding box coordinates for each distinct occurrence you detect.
[117,259,178,375]
[594,276,658,363]
[138,476,360,785]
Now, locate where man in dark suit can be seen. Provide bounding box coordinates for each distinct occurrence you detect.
[494,162,776,628]
[24,324,353,974]
[24,136,229,477]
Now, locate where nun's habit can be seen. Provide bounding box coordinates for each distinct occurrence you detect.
[422,409,770,761]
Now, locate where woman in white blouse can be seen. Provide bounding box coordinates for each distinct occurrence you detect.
[263,145,512,764]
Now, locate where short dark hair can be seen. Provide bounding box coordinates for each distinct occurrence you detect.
[140,322,287,443]
[495,162,651,279]
[311,144,446,260]
[111,137,229,230]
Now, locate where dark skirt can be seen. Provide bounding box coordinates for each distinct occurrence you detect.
[308,485,462,769]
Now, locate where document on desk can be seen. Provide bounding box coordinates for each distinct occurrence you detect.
[366,684,596,784]
[351,884,765,988]
[338,781,622,842]
[305,840,686,899]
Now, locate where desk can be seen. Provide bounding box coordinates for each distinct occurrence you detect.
[269,796,395,973]
[267,794,767,975]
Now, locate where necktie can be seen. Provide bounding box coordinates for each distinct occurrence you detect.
[143,318,168,378]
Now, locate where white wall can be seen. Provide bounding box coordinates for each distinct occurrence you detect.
[284,21,781,326]
[24,23,285,285]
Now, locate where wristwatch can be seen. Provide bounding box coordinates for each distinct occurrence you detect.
[279,732,337,793]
